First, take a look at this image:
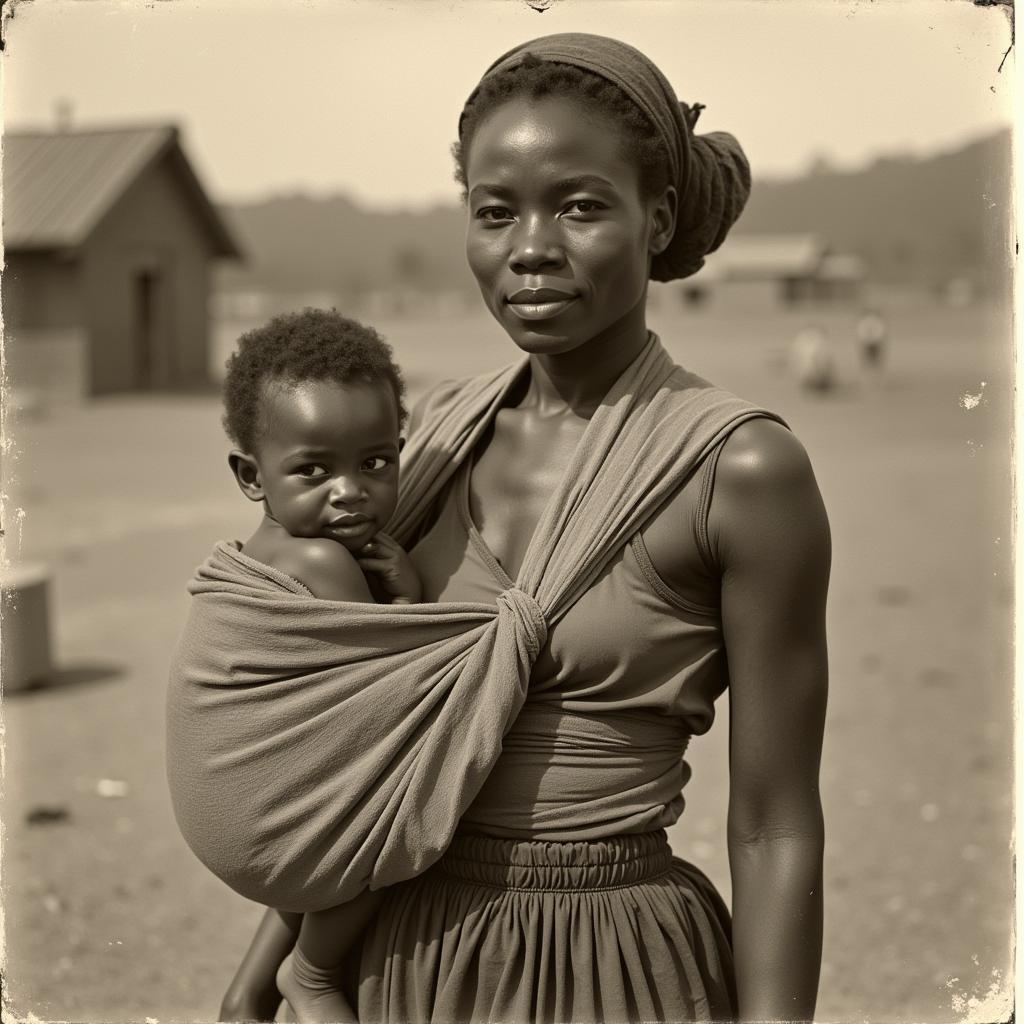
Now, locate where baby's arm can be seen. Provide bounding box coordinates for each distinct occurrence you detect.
[275,537,375,602]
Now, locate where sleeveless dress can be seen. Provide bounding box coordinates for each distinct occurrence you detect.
[352,443,741,1024]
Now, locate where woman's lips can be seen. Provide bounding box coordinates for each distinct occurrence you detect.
[507,299,576,321]
[505,289,578,321]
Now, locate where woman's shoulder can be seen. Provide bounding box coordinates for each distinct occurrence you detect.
[656,363,787,441]
[714,417,815,494]
[408,378,465,435]
[407,362,525,437]
[709,418,830,568]
[640,415,824,595]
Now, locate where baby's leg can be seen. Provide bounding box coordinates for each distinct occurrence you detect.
[276,889,385,1024]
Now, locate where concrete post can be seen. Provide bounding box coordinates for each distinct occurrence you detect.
[1,563,53,692]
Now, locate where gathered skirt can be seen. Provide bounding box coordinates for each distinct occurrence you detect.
[352,830,736,1023]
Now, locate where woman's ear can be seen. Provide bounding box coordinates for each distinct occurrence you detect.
[648,185,678,257]
[228,450,265,503]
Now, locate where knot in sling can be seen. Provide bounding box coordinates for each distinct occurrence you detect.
[166,335,783,913]
[497,587,548,660]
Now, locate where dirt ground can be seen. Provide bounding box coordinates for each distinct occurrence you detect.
[1,300,1014,1022]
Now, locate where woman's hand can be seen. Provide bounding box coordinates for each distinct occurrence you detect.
[356,532,423,604]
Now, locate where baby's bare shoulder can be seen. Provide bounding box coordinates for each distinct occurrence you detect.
[272,536,374,602]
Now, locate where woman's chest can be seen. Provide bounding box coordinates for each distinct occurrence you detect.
[467,418,716,611]
[409,456,726,716]
[468,409,588,581]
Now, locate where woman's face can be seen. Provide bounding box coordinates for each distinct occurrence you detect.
[463,93,673,357]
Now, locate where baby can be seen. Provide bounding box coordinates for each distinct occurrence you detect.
[220,308,419,1022]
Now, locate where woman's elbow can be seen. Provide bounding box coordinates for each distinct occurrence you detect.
[727,791,825,850]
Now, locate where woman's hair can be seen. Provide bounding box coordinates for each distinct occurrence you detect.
[222,308,408,453]
[452,55,671,202]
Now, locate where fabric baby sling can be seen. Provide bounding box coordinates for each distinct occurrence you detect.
[166,335,780,913]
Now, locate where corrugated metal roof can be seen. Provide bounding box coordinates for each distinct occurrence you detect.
[2,125,240,257]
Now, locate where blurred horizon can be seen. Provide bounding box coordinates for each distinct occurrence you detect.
[2,0,1014,210]
[3,119,1011,214]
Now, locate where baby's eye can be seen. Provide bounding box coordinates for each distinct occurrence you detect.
[296,464,328,478]
[362,456,391,472]
[476,206,513,223]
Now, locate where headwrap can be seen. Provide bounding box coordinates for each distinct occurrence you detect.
[459,32,751,282]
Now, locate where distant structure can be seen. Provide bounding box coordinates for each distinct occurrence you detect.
[680,233,865,310]
[3,124,241,399]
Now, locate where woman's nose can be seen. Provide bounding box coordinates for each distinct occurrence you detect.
[508,214,565,273]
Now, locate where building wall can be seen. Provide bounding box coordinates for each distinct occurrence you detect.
[2,252,83,330]
[3,327,89,405]
[80,153,214,393]
[1,254,89,403]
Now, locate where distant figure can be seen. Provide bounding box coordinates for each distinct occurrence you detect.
[856,309,888,374]
[791,325,836,392]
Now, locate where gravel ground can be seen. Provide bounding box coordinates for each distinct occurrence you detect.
[1,301,1014,1023]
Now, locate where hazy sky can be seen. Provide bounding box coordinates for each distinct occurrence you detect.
[2,0,1014,209]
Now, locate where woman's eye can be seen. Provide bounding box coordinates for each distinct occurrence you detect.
[296,464,328,478]
[362,456,390,472]
[565,200,602,216]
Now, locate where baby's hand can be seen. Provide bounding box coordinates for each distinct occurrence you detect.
[356,532,422,605]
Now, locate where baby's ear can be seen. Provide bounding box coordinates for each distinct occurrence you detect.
[228,450,265,503]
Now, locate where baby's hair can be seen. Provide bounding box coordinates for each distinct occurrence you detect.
[453,55,671,201]
[222,308,408,453]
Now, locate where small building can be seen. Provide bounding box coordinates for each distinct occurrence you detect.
[3,124,241,399]
[681,233,865,310]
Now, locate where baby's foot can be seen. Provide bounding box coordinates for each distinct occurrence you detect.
[276,951,357,1024]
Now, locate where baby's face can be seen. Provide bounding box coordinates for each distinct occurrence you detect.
[254,379,402,551]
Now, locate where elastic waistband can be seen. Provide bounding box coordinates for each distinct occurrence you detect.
[438,830,673,891]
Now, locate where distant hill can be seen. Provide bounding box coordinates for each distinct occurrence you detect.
[216,129,1012,297]
[216,193,474,300]
[737,130,1012,287]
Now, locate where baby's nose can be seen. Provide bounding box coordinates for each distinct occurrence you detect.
[329,476,364,503]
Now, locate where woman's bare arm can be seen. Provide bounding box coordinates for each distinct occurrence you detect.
[711,419,830,1023]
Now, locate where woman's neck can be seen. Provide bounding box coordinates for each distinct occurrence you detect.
[522,310,652,418]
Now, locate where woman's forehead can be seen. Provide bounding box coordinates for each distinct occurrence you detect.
[464,94,636,183]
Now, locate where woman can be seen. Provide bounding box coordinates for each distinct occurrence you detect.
[222,32,829,1023]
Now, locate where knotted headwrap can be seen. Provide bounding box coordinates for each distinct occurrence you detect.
[459,32,751,281]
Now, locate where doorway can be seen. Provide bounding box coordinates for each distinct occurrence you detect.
[133,268,161,388]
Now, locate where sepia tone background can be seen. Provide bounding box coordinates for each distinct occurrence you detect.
[0,1,1015,1021]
